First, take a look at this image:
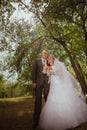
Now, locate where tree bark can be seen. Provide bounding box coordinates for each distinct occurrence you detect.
[58,39,87,94]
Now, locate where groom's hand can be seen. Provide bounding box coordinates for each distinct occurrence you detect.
[32,83,36,88]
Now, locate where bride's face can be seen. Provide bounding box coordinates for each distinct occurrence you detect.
[48,56,55,65]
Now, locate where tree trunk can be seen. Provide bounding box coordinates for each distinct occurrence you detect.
[52,36,87,94]
[61,41,87,94]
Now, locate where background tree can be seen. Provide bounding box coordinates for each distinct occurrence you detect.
[0,75,7,98]
[29,0,87,94]
[0,0,87,97]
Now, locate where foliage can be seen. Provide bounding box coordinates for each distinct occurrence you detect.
[0,0,87,95]
[0,75,7,98]
[30,0,87,93]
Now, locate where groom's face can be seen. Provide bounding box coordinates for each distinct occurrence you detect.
[42,51,49,59]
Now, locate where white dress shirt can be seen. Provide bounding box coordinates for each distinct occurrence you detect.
[42,58,47,67]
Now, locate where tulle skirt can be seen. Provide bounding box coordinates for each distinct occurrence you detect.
[39,75,87,130]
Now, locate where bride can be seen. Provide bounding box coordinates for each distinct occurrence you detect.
[39,55,87,130]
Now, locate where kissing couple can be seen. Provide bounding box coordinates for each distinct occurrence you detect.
[32,50,87,130]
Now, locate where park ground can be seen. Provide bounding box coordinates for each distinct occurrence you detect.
[0,96,87,130]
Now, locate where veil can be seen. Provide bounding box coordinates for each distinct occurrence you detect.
[54,58,86,102]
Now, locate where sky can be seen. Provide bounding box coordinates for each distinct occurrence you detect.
[11,1,34,23]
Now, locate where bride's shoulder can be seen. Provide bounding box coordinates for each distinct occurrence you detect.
[52,65,56,69]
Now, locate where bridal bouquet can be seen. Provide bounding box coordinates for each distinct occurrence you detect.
[42,66,52,76]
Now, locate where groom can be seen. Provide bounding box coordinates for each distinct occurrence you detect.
[32,50,50,129]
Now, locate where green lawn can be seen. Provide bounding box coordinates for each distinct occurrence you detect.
[0,96,87,130]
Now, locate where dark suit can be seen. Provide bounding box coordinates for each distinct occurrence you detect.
[32,58,50,128]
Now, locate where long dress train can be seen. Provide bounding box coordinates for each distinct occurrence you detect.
[39,59,87,130]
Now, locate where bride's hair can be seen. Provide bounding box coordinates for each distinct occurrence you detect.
[49,54,55,60]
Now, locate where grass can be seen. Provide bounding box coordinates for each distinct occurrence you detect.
[0,96,87,130]
[0,96,34,130]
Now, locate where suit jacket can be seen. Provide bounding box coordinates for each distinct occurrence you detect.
[32,58,49,86]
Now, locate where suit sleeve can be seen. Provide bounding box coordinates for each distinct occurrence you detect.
[32,60,37,83]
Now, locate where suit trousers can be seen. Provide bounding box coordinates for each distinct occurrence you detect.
[33,81,50,128]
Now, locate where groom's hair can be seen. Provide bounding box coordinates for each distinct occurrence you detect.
[42,50,49,54]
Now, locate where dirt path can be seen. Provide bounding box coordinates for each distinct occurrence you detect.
[0,97,87,130]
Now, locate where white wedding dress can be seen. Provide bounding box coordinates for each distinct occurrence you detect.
[39,59,87,130]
